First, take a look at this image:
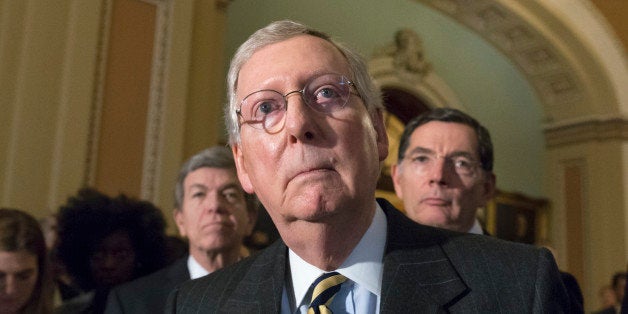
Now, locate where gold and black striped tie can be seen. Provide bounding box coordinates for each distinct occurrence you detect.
[307,272,347,314]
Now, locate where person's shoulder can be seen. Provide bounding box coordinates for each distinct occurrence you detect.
[108,256,188,304]
[189,240,283,285]
[105,258,191,313]
[169,240,286,306]
[440,233,575,310]
[439,232,563,287]
[560,270,578,282]
[447,230,545,257]
[123,257,185,288]
[378,197,545,255]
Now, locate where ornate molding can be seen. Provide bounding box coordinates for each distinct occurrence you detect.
[84,0,113,187]
[140,0,172,202]
[369,28,463,110]
[373,28,432,78]
[544,116,628,148]
[86,0,172,204]
[418,0,585,120]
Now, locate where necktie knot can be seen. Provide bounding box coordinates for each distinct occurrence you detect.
[308,272,347,314]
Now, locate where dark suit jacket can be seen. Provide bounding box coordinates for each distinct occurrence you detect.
[594,306,619,314]
[559,271,583,309]
[166,199,578,313]
[105,257,190,314]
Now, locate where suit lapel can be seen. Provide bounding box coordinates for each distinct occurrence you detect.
[221,240,287,313]
[378,199,469,313]
[217,200,469,313]
[166,257,191,283]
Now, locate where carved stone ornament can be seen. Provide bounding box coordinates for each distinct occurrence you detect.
[374,28,432,77]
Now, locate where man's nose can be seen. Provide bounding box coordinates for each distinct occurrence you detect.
[428,157,451,185]
[284,93,318,142]
[3,276,16,295]
[203,193,227,214]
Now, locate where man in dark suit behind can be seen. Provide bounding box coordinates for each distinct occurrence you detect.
[105,146,257,313]
[390,108,496,235]
[391,108,583,310]
[166,20,576,313]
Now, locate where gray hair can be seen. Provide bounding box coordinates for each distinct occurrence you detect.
[396,108,494,172]
[225,20,383,145]
[174,146,257,212]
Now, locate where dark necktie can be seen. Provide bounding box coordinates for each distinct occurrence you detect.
[307,272,347,314]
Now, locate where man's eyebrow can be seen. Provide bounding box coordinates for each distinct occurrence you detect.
[405,146,433,156]
[17,268,36,276]
[0,268,36,277]
[187,183,207,191]
[219,183,243,192]
[406,146,476,159]
[447,151,477,159]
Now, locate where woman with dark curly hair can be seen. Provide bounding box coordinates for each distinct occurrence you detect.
[54,188,167,314]
[0,208,54,314]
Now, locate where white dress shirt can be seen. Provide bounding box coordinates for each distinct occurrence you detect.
[281,202,387,314]
[187,255,209,279]
[468,219,484,235]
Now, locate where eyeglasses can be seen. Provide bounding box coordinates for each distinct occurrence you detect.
[236,73,357,133]
[402,152,481,177]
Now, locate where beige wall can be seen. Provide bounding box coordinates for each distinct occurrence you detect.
[0,0,100,215]
[0,0,228,233]
[591,0,628,51]
[95,0,155,197]
[183,0,229,156]
[546,137,627,309]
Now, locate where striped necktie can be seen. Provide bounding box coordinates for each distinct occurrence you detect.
[307,272,347,314]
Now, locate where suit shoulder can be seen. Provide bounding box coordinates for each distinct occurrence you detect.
[445,232,549,262]
[168,241,286,312]
[118,258,184,291]
[108,257,189,309]
[175,243,274,293]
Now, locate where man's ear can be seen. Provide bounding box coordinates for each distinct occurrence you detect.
[481,172,496,204]
[232,144,255,194]
[372,109,389,162]
[173,209,187,237]
[391,163,404,199]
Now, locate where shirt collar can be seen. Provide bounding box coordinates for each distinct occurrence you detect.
[288,202,387,308]
[187,254,210,279]
[468,219,484,235]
